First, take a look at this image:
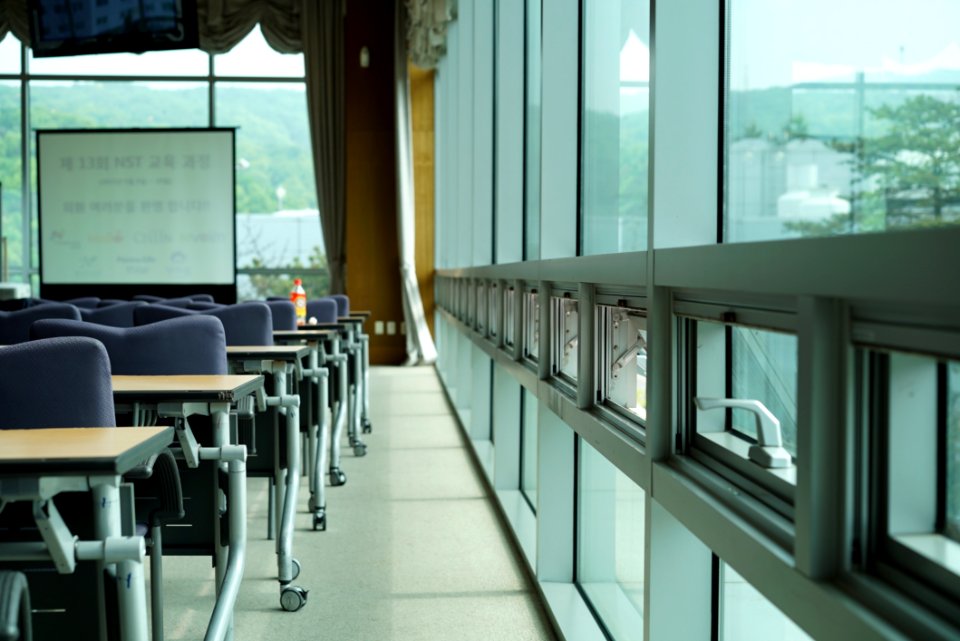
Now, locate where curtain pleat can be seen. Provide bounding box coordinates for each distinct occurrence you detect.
[0,0,30,45]
[301,0,346,295]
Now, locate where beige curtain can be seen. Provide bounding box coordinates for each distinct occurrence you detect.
[0,0,29,44]
[301,0,346,294]
[197,0,301,53]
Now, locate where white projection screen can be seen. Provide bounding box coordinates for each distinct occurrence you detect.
[38,128,235,299]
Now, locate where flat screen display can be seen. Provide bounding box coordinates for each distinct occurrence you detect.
[29,0,199,58]
[38,129,235,289]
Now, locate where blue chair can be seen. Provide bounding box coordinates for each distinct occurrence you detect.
[64,297,100,309]
[191,294,215,303]
[79,302,146,328]
[306,298,338,323]
[135,302,273,346]
[0,571,31,641]
[97,299,128,307]
[0,304,81,345]
[261,300,297,331]
[186,302,224,311]
[32,316,227,375]
[132,294,164,303]
[0,337,119,640]
[328,294,349,317]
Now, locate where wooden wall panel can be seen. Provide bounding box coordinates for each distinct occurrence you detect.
[409,64,436,338]
[344,0,405,364]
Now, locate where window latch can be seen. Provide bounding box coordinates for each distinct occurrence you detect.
[694,397,792,469]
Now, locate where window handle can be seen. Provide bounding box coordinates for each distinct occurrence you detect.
[694,397,792,469]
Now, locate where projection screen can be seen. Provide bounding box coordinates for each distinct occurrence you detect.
[38,128,235,298]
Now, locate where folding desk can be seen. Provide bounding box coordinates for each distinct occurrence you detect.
[0,426,174,641]
[111,375,262,641]
[225,345,310,609]
[272,328,344,530]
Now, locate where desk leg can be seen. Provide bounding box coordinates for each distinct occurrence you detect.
[92,479,148,641]
[210,406,239,641]
[204,453,247,641]
[275,369,308,612]
[309,367,329,531]
[347,334,367,457]
[329,340,347,487]
[360,333,372,434]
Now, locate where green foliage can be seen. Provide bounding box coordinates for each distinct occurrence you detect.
[243,245,330,301]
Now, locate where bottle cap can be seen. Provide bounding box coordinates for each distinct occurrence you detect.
[293,278,302,285]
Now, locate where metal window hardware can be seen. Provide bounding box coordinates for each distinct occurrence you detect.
[694,397,792,469]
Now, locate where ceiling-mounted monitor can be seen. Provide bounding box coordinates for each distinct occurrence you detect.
[29,0,199,58]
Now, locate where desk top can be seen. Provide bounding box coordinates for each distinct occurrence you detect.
[226,345,310,361]
[273,329,337,342]
[346,310,371,319]
[111,374,264,402]
[0,426,174,475]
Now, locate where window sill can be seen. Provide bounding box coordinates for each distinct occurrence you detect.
[700,431,797,486]
[897,534,960,578]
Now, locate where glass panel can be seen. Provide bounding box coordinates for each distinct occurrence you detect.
[949,362,960,542]
[477,281,487,333]
[725,0,960,242]
[555,297,579,380]
[236,271,328,302]
[214,25,304,78]
[523,0,541,260]
[29,48,208,77]
[488,282,498,338]
[0,81,22,275]
[720,562,812,640]
[30,80,208,129]
[0,33,20,74]
[600,305,647,421]
[524,291,539,361]
[578,440,645,641]
[581,0,650,255]
[504,286,516,346]
[215,82,321,278]
[521,388,538,510]
[731,327,798,458]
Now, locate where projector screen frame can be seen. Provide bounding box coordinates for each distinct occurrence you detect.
[37,127,238,304]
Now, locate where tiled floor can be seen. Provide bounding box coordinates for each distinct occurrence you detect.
[160,366,556,641]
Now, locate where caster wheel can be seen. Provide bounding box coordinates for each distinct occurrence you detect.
[280,585,308,612]
[313,510,326,531]
[362,420,372,434]
[353,443,367,457]
[290,558,301,581]
[329,468,347,486]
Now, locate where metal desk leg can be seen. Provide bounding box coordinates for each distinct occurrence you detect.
[329,339,348,487]
[360,333,372,434]
[92,479,149,641]
[271,369,308,611]
[308,367,329,531]
[207,405,246,641]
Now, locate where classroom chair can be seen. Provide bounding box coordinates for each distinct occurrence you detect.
[0,304,80,344]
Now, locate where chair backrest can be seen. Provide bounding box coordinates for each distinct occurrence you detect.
[0,297,53,312]
[191,294,215,303]
[261,300,297,331]
[307,298,338,324]
[132,294,164,303]
[328,294,349,316]
[155,297,196,308]
[64,297,100,309]
[97,299,128,307]
[0,303,81,345]
[0,336,116,429]
[187,302,224,311]
[31,316,228,375]
[79,301,146,328]
[135,303,273,346]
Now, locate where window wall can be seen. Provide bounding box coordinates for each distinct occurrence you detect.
[0,27,328,298]
[434,0,960,640]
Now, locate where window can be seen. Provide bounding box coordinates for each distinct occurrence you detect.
[504,285,516,347]
[523,0,541,260]
[578,439,645,641]
[488,281,499,339]
[552,295,579,382]
[725,0,960,242]
[597,304,647,423]
[581,0,650,255]
[523,290,540,362]
[0,33,20,73]
[874,352,960,614]
[214,25,304,78]
[718,561,812,640]
[689,318,798,502]
[477,280,487,334]
[521,388,538,511]
[0,80,22,278]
